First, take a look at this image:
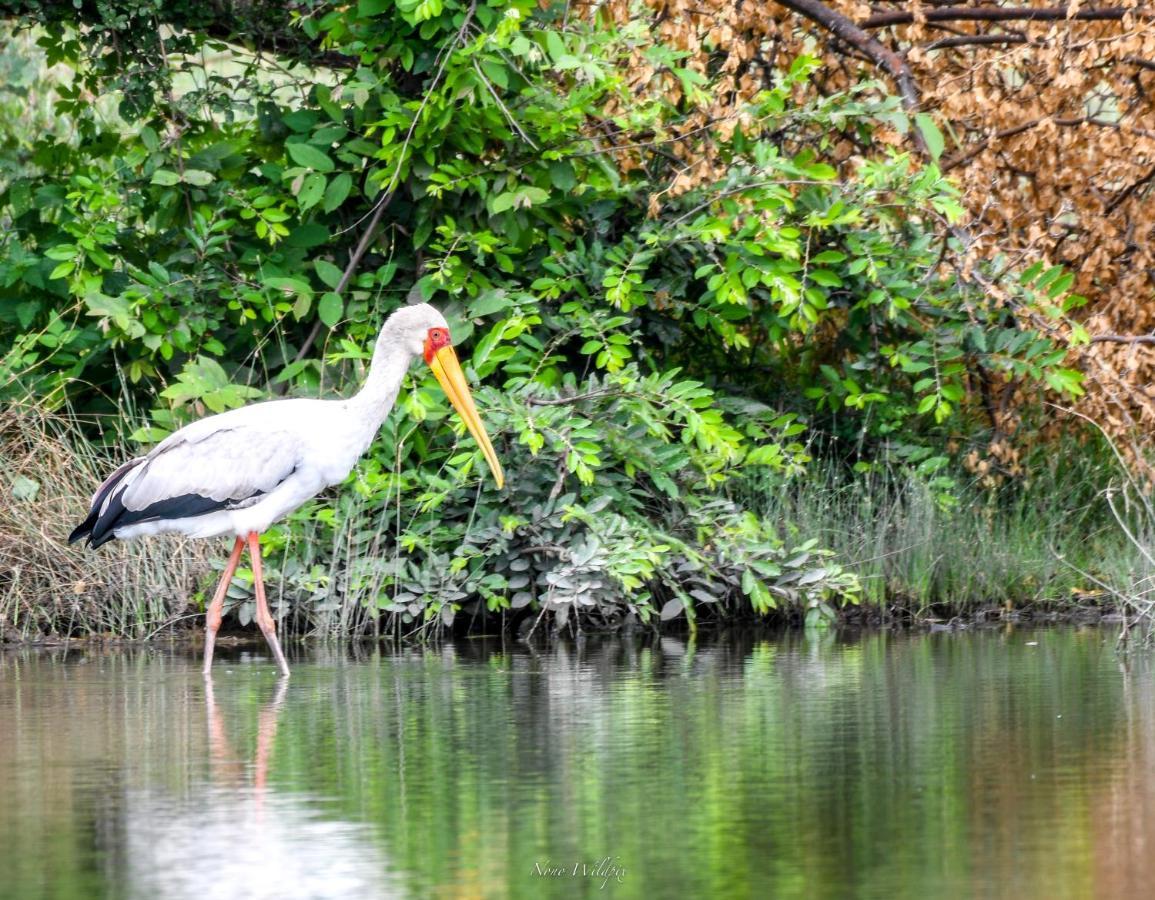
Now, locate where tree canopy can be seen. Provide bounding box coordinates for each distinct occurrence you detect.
[598,0,1155,471]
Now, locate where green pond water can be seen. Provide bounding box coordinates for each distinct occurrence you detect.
[1,627,1152,899]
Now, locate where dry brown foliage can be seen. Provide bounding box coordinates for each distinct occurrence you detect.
[585,0,1155,462]
[0,407,214,639]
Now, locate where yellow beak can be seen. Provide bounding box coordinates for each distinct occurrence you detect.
[428,344,505,489]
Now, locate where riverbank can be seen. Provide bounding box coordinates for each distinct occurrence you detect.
[0,599,1135,651]
[4,406,1148,643]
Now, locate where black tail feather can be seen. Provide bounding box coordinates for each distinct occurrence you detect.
[68,511,99,545]
[70,458,145,548]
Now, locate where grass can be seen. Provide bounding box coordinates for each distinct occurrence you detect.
[739,442,1145,616]
[0,404,216,641]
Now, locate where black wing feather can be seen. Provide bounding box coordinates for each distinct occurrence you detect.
[69,458,276,549]
[87,491,254,549]
[71,423,300,549]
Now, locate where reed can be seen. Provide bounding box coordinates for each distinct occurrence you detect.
[0,404,216,641]
[739,443,1138,614]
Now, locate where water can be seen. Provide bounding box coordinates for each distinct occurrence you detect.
[1,628,1153,899]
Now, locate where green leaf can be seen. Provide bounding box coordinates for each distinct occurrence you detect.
[549,160,576,191]
[915,113,945,161]
[293,292,312,320]
[318,291,343,328]
[1045,368,1085,397]
[659,598,684,621]
[264,276,312,296]
[286,142,335,172]
[1020,261,1045,285]
[811,250,846,264]
[43,244,77,261]
[181,169,214,186]
[545,31,566,62]
[314,259,344,289]
[11,475,40,501]
[470,290,513,317]
[49,261,74,280]
[1046,272,1075,299]
[297,172,326,210]
[491,192,516,214]
[808,269,842,287]
[323,173,352,212]
[940,383,964,403]
[517,186,550,208]
[284,223,330,248]
[150,170,180,186]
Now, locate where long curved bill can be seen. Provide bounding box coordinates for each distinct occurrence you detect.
[429,345,505,489]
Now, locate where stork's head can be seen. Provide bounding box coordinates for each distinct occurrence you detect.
[383,303,504,489]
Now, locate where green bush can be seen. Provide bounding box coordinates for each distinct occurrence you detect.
[0,1,1086,636]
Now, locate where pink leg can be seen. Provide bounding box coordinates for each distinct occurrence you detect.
[248,531,291,677]
[203,537,245,675]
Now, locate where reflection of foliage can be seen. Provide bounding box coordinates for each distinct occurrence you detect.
[0,635,1145,897]
[0,2,1087,635]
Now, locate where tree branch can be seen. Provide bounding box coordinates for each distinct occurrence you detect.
[774,0,921,112]
[943,115,1155,172]
[862,5,1150,28]
[525,389,624,407]
[289,1,477,368]
[1125,55,1155,72]
[289,189,400,367]
[1106,164,1155,213]
[925,33,1033,50]
[942,117,1046,171]
[1091,334,1155,345]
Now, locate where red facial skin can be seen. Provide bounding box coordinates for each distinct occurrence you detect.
[423,327,451,364]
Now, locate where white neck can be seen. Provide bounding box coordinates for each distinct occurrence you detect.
[346,320,418,441]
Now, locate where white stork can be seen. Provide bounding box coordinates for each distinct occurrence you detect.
[69,303,504,677]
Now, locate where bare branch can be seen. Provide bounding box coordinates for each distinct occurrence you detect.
[289,189,400,368]
[1124,55,1155,72]
[861,6,1150,29]
[525,389,623,407]
[1106,165,1155,213]
[925,33,1032,50]
[1090,334,1155,345]
[943,115,1155,172]
[473,58,538,150]
[774,0,922,113]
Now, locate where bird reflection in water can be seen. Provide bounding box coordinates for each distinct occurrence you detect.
[124,675,401,900]
[204,674,287,805]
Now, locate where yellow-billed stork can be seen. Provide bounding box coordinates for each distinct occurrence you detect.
[69,303,504,676]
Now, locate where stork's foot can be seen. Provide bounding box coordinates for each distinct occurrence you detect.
[247,531,291,678]
[258,622,291,678]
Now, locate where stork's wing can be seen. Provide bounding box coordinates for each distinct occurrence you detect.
[69,423,300,548]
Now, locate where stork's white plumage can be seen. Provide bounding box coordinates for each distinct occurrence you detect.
[70,303,504,677]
